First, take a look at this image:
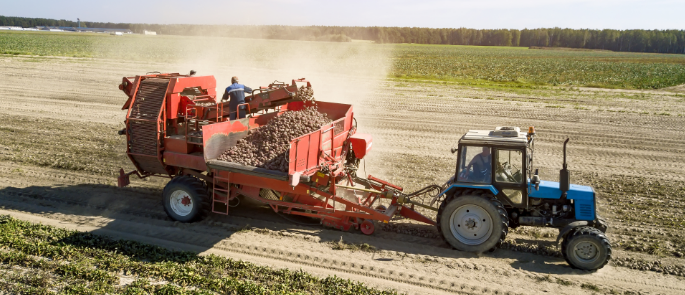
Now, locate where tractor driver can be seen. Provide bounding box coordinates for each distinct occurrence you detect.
[466,146,492,183]
[222,76,253,120]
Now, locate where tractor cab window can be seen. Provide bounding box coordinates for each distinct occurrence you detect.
[495,149,523,184]
[458,146,492,184]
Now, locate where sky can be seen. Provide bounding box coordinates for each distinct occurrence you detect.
[1,0,683,30]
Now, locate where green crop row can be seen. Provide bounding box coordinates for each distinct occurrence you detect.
[392,44,685,89]
[0,31,96,57]
[0,215,396,295]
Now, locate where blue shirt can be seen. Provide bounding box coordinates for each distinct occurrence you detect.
[222,83,253,111]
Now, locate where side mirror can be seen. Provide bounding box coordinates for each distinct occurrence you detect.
[451,147,458,154]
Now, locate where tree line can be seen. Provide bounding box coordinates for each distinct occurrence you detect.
[2,15,683,54]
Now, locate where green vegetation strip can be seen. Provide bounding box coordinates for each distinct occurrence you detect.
[2,31,685,89]
[0,215,396,295]
[393,44,685,89]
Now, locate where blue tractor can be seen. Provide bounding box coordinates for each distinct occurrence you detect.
[436,126,610,270]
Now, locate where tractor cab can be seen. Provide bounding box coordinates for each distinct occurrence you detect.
[439,126,610,271]
[449,126,603,227]
[453,127,532,208]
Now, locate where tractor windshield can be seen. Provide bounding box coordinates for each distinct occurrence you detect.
[458,146,492,184]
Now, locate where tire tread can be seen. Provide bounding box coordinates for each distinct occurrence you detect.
[162,175,210,222]
[561,226,612,270]
[436,189,509,252]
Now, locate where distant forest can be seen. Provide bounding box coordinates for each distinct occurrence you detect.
[2,15,684,54]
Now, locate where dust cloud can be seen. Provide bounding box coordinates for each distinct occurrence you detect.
[92,32,395,179]
[94,32,394,121]
[93,33,394,105]
[174,35,397,181]
[189,38,394,107]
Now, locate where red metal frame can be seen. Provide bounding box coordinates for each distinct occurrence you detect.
[234,103,251,119]
[244,79,307,113]
[117,73,436,233]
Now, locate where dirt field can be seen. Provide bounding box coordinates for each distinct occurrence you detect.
[1,54,685,294]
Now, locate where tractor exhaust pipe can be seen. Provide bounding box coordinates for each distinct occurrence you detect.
[559,138,570,199]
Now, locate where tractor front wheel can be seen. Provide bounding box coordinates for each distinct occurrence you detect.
[562,226,612,270]
[437,191,508,253]
[163,175,210,223]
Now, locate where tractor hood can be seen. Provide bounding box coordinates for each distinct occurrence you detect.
[529,180,593,199]
[528,180,596,220]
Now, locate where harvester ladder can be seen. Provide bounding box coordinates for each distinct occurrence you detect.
[211,171,230,215]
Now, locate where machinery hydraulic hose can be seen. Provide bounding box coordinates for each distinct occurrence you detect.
[400,184,444,210]
[402,184,443,198]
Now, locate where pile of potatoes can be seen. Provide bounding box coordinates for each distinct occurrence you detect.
[297,86,315,102]
[218,107,332,172]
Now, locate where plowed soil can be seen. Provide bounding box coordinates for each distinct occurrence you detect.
[1,54,685,294]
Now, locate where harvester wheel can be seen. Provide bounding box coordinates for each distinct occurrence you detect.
[562,226,611,270]
[360,219,377,235]
[162,175,210,223]
[437,190,508,253]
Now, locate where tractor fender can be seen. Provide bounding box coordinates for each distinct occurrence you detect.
[556,221,589,244]
[432,184,499,207]
[438,184,499,198]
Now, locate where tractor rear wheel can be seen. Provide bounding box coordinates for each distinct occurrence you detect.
[562,226,611,270]
[162,175,210,223]
[437,190,508,253]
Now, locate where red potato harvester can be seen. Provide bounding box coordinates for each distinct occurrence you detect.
[116,72,436,234]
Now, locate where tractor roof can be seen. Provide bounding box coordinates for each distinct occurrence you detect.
[459,127,529,147]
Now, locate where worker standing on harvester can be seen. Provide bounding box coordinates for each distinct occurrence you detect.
[222,76,253,120]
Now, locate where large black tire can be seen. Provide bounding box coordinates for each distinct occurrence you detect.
[437,189,509,253]
[162,175,210,223]
[562,226,612,270]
